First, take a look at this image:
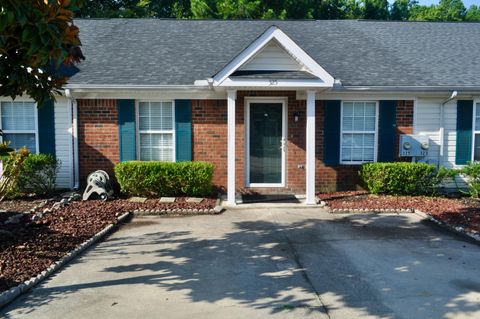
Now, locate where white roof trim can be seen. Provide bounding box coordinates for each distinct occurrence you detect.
[212,26,335,87]
[220,78,331,88]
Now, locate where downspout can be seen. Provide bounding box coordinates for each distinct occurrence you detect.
[65,89,80,190]
[439,91,458,166]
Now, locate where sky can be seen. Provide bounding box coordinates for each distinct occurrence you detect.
[413,0,479,6]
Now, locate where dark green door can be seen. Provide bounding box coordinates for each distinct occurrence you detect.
[249,103,283,184]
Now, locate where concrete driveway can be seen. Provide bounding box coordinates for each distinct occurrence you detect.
[1,208,479,319]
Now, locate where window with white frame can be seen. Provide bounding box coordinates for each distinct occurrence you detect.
[138,101,174,161]
[473,102,480,161]
[0,101,37,153]
[340,101,377,164]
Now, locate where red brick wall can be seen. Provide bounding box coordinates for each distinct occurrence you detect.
[315,100,359,192]
[315,100,415,191]
[396,100,414,160]
[191,99,228,192]
[77,99,119,184]
[190,95,414,194]
[74,97,414,193]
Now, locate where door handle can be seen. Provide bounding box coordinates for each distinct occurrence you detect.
[280,138,287,152]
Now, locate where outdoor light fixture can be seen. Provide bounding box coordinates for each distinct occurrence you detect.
[294,112,300,122]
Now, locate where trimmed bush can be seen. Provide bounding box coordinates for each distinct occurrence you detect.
[114,161,214,197]
[17,154,59,195]
[0,147,30,199]
[359,162,444,195]
[455,162,480,198]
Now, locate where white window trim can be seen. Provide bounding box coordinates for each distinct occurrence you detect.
[339,100,379,165]
[135,100,176,162]
[0,101,39,154]
[471,99,480,162]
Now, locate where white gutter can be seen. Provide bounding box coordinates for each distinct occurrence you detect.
[65,89,80,190]
[65,84,210,90]
[439,91,458,165]
[339,86,480,93]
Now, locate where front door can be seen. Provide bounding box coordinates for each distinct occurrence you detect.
[247,101,286,187]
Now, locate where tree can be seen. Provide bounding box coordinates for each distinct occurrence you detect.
[76,0,123,18]
[391,0,417,21]
[409,4,438,21]
[344,0,364,19]
[217,0,262,19]
[436,0,466,21]
[0,0,85,106]
[318,0,347,19]
[364,0,389,20]
[190,0,217,18]
[465,5,480,22]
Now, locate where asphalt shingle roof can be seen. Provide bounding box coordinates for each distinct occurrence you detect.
[70,19,480,87]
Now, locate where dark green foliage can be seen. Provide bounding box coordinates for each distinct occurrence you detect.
[451,162,480,198]
[74,0,480,21]
[115,161,214,197]
[17,154,59,195]
[391,0,416,20]
[364,0,390,20]
[359,162,445,195]
[465,5,480,21]
[0,0,85,105]
[0,142,14,156]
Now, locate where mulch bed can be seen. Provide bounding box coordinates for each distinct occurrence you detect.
[0,197,217,294]
[318,191,480,233]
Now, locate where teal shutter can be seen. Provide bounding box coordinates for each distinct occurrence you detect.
[38,99,56,156]
[175,99,192,162]
[377,100,397,162]
[117,99,136,162]
[455,100,474,165]
[324,100,341,166]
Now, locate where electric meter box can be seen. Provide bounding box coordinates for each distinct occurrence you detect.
[399,135,429,157]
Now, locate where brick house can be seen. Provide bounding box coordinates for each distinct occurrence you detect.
[1,20,479,205]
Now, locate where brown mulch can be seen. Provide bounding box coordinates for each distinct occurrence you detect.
[0,199,46,214]
[0,197,217,293]
[318,191,480,233]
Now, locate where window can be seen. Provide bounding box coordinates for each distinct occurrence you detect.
[473,102,480,161]
[138,101,174,161]
[340,101,377,164]
[0,101,37,153]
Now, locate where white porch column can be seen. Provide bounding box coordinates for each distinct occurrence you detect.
[227,90,237,205]
[306,90,316,205]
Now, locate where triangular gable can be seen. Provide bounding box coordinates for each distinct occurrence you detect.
[212,26,334,87]
[238,40,304,72]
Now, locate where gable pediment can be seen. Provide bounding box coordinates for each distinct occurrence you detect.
[212,26,334,88]
[238,40,305,72]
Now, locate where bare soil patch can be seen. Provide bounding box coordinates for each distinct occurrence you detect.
[318,191,480,233]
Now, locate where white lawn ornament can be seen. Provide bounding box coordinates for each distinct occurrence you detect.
[82,170,114,201]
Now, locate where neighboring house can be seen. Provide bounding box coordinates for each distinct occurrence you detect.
[1,19,480,205]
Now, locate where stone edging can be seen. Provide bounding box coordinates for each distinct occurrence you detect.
[133,197,224,216]
[323,202,480,243]
[413,210,480,242]
[328,207,414,214]
[0,212,131,310]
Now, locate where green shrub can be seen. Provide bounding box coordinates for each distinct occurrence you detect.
[16,154,59,195]
[359,162,445,195]
[0,142,14,156]
[0,147,30,200]
[456,162,480,198]
[114,161,214,197]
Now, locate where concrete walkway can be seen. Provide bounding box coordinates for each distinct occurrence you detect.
[1,208,479,319]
